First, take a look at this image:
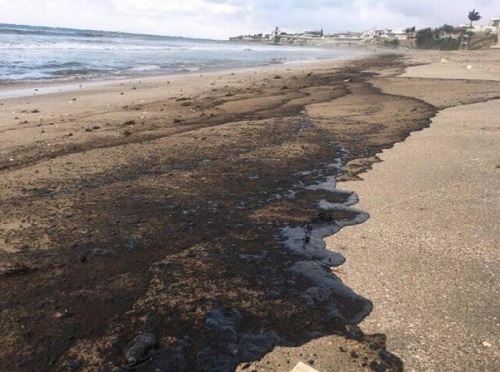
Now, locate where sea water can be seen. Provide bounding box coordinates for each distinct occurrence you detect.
[0,23,363,82]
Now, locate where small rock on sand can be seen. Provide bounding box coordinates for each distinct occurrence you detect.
[125,332,157,364]
[291,361,320,372]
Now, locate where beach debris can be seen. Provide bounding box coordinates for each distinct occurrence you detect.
[91,248,111,257]
[199,306,280,370]
[282,224,344,266]
[304,223,313,246]
[205,306,242,342]
[440,58,448,64]
[482,341,492,347]
[55,309,74,318]
[125,332,157,364]
[65,360,81,371]
[467,64,473,70]
[345,324,364,340]
[1,262,37,277]
[141,337,189,371]
[266,290,281,300]
[291,361,320,372]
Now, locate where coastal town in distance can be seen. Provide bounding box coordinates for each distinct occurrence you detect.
[230,15,500,49]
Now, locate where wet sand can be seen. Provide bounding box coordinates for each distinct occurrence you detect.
[0,51,499,371]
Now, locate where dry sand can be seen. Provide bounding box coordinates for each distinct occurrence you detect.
[325,51,500,371]
[243,50,500,372]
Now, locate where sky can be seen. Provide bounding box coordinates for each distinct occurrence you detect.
[0,0,499,39]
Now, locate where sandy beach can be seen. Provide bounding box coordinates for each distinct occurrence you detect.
[327,50,500,371]
[238,49,500,372]
[1,50,499,371]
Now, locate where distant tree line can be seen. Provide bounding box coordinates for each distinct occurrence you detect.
[414,9,485,50]
[415,24,465,50]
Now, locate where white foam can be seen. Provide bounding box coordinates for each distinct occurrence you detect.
[129,65,161,72]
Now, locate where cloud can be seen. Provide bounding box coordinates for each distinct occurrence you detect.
[0,0,499,38]
[111,0,241,16]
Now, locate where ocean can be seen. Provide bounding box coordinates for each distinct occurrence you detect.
[0,23,363,83]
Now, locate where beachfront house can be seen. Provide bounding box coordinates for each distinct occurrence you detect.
[486,17,500,33]
[361,30,377,39]
[489,16,500,48]
[302,29,324,38]
[463,16,500,33]
[387,28,409,40]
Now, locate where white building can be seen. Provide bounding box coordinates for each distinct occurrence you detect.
[361,30,378,39]
[486,17,500,33]
[388,28,409,40]
[489,16,500,48]
[361,28,409,40]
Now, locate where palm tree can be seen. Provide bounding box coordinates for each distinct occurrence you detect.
[468,9,481,27]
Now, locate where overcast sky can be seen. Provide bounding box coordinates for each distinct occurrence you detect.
[0,0,499,39]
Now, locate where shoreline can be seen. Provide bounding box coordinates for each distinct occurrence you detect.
[0,51,372,100]
[0,30,372,96]
[0,52,413,371]
[236,49,500,371]
[328,64,500,370]
[1,50,499,370]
